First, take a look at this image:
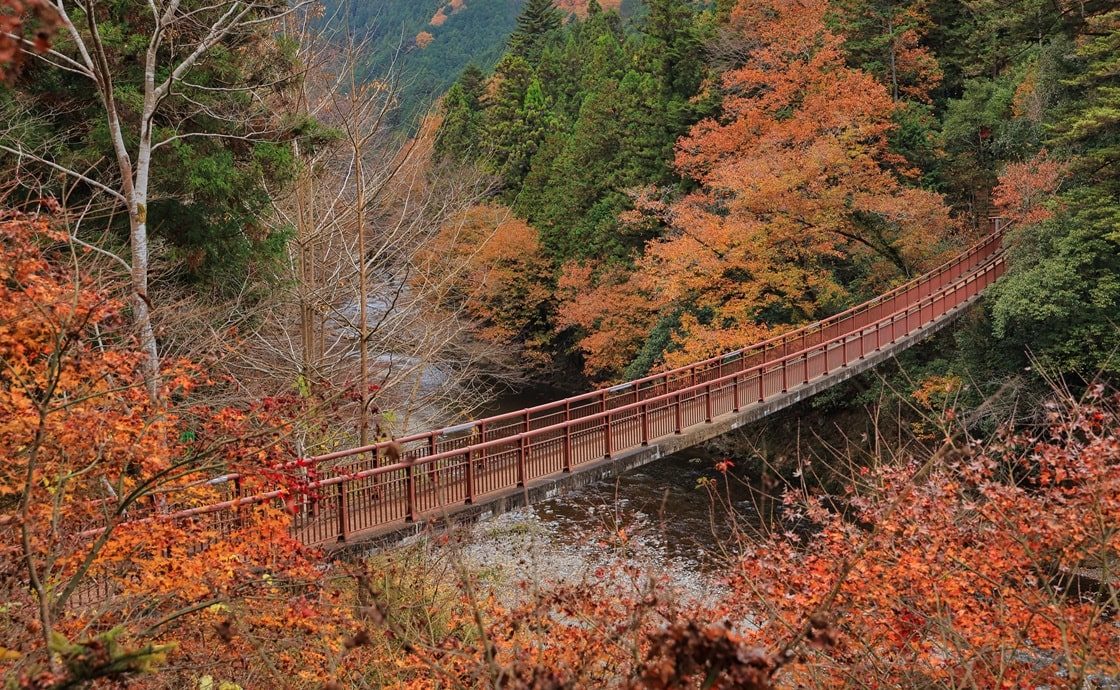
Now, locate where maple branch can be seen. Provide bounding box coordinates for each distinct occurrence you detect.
[771,379,1016,676]
[138,597,224,637]
[795,215,912,277]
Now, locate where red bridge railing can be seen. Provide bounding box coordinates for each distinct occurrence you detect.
[161,230,1008,546]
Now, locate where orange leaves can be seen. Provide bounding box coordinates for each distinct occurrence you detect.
[993,149,1070,227]
[0,0,58,83]
[634,621,777,690]
[721,392,1120,687]
[557,261,665,378]
[417,204,554,364]
[559,0,954,380]
[0,213,334,685]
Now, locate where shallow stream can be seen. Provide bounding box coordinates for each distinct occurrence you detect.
[473,385,768,570]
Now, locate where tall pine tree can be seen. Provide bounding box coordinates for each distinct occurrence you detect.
[509,0,564,63]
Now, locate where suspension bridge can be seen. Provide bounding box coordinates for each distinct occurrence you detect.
[171,227,1006,551]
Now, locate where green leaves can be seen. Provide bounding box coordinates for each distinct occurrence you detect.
[49,628,178,682]
[990,190,1120,375]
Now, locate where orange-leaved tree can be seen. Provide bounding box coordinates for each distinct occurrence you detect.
[415,203,555,368]
[993,148,1070,227]
[716,385,1120,688]
[561,0,957,377]
[659,0,954,366]
[0,212,337,688]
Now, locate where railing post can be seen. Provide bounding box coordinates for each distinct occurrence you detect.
[428,434,439,508]
[759,370,765,403]
[478,421,487,466]
[641,402,650,444]
[675,393,683,433]
[518,435,528,486]
[465,449,475,504]
[337,476,350,542]
[704,384,713,422]
[605,412,613,457]
[563,421,573,472]
[233,476,244,532]
[732,376,740,412]
[781,361,788,393]
[406,460,416,522]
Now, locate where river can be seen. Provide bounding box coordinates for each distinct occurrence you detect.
[472,384,769,571]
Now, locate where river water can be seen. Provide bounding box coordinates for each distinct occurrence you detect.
[475,384,769,571]
[531,450,767,568]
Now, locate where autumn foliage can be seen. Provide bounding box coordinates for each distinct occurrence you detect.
[0,214,332,687]
[560,0,957,378]
[0,0,57,82]
[3,208,1118,689]
[712,386,1120,688]
[993,149,1070,227]
[417,203,555,366]
[365,386,1120,689]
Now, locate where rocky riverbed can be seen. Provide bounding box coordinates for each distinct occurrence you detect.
[411,451,763,609]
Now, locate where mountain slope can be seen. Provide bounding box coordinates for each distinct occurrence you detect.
[325,0,645,131]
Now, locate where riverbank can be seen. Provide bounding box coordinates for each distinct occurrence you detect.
[400,451,753,610]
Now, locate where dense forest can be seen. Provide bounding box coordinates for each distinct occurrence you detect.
[324,0,647,132]
[1,0,1118,687]
[429,0,1120,390]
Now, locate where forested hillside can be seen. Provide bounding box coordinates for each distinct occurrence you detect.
[430,0,1120,390]
[1,0,1118,688]
[324,0,648,131]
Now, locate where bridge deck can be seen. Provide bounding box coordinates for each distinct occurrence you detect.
[275,235,1006,548]
[126,232,1005,551]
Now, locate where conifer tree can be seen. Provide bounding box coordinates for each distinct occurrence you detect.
[989,10,1120,377]
[435,84,479,161]
[509,0,564,62]
[480,56,550,191]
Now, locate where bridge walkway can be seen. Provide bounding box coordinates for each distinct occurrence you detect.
[265,232,1006,548]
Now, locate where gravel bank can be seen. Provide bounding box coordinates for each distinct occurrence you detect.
[425,502,730,609]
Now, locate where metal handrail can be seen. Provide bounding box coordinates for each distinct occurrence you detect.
[118,239,1005,543]
[302,230,1004,464]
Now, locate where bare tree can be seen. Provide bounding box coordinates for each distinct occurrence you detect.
[230,22,509,453]
[1,0,308,400]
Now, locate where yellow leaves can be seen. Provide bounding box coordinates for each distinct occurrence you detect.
[197,676,243,690]
[911,374,963,410]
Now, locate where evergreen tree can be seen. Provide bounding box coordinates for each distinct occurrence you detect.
[509,0,564,63]
[989,11,1120,379]
[1052,10,1120,200]
[435,64,488,161]
[435,83,481,161]
[459,63,487,103]
[638,0,712,152]
[642,0,706,104]
[480,57,556,192]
